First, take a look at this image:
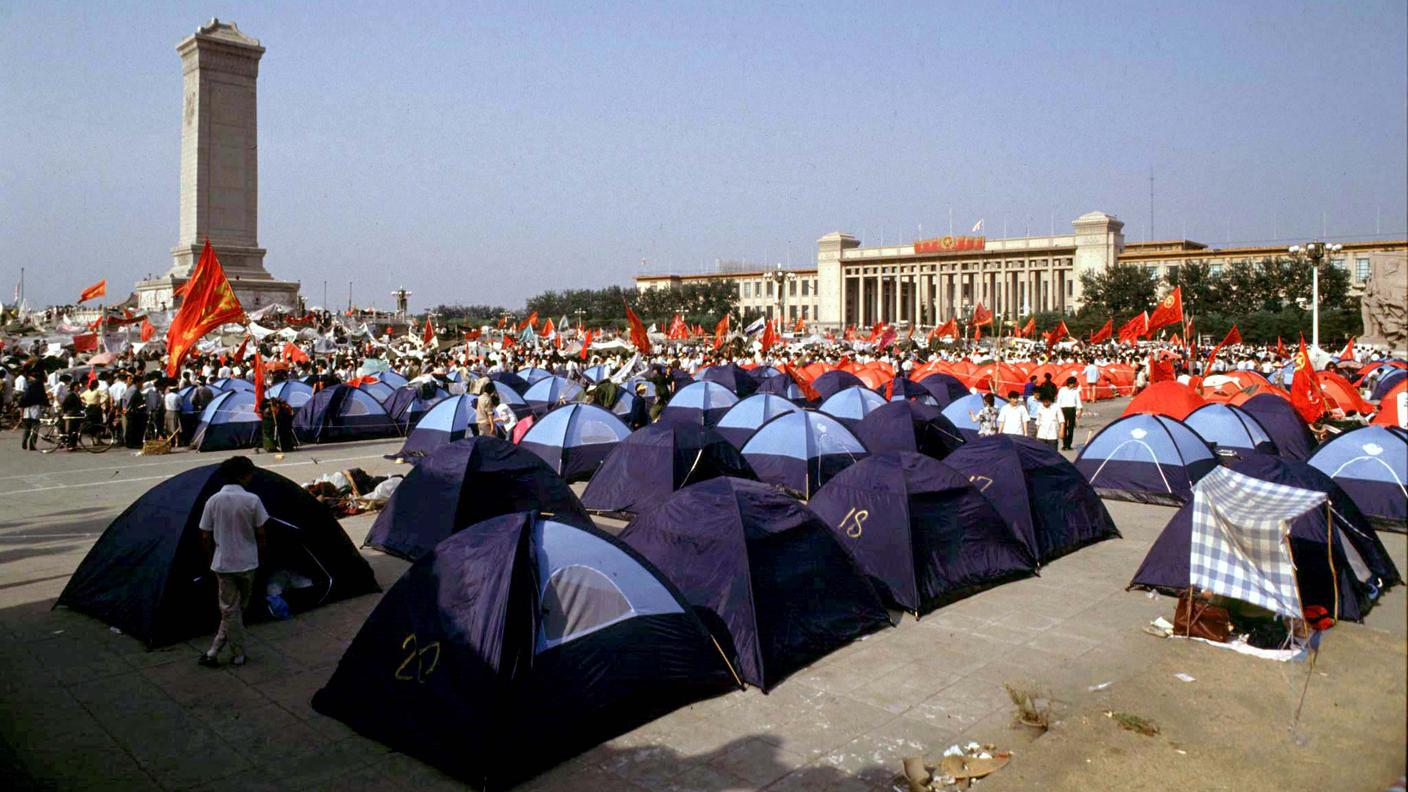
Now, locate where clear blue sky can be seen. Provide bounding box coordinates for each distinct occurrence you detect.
[2,0,1405,311]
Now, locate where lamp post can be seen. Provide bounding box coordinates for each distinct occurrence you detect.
[766,263,798,328]
[1288,241,1341,349]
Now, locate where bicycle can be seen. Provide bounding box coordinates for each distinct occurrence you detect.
[0,403,21,432]
[38,413,115,453]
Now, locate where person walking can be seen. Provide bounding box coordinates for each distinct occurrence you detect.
[475,388,498,438]
[969,392,1000,437]
[1034,394,1063,450]
[163,385,183,444]
[997,391,1030,437]
[18,368,47,450]
[197,456,268,668]
[1055,376,1084,451]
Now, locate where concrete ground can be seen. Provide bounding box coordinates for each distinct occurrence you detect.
[0,400,1403,791]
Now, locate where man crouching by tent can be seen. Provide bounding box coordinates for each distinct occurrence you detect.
[198,456,268,668]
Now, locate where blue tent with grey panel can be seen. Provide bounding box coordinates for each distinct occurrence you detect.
[618,477,891,690]
[519,403,632,483]
[659,380,739,427]
[697,362,758,398]
[266,379,314,409]
[940,392,988,440]
[755,372,809,404]
[390,393,476,461]
[312,511,738,790]
[1239,393,1316,461]
[580,423,756,516]
[56,463,379,648]
[357,380,397,404]
[383,382,449,433]
[1308,425,1408,532]
[819,385,890,430]
[210,377,254,393]
[189,389,262,452]
[365,436,590,562]
[713,393,800,448]
[1183,403,1277,462]
[523,375,584,416]
[1074,413,1217,505]
[293,384,399,444]
[809,453,1036,614]
[855,400,964,460]
[741,410,868,498]
[917,373,970,408]
[517,366,555,385]
[811,370,866,400]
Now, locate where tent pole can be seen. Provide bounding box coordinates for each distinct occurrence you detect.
[708,633,745,689]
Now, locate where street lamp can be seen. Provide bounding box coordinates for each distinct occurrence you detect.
[766,263,798,327]
[1288,241,1342,349]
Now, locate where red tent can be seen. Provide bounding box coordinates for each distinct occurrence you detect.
[1122,380,1207,421]
[1372,381,1406,428]
[1315,370,1374,415]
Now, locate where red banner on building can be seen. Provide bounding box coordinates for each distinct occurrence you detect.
[914,236,986,254]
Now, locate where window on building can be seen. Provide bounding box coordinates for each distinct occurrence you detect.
[802,305,809,319]
[1148,267,1161,281]
[1166,265,1179,282]
[1332,257,1347,271]
[766,305,773,320]
[742,282,751,298]
[766,281,774,297]
[1356,257,1371,283]
[801,280,810,296]
[789,305,797,321]
[789,279,797,297]
[1210,263,1222,276]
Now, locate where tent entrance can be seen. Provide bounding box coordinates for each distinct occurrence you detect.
[258,518,334,617]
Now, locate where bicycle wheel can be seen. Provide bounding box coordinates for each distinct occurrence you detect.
[81,424,116,453]
[38,422,65,450]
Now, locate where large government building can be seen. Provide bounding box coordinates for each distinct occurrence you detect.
[636,210,1405,330]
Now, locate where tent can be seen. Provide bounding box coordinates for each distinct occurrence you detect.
[1239,393,1317,461]
[946,435,1120,564]
[266,379,314,408]
[1075,413,1217,505]
[1373,381,1406,428]
[580,423,755,515]
[809,453,1036,614]
[210,377,254,393]
[523,375,585,415]
[1129,463,1399,623]
[580,364,612,383]
[516,366,555,384]
[383,383,450,432]
[741,410,868,498]
[1315,370,1374,415]
[658,381,739,427]
[855,400,964,459]
[315,512,737,789]
[1308,426,1408,532]
[755,372,809,404]
[818,385,890,429]
[1123,381,1208,421]
[293,384,399,444]
[489,370,530,394]
[379,370,409,388]
[811,370,866,401]
[1370,368,1407,401]
[189,390,261,452]
[914,373,970,408]
[56,464,379,647]
[365,437,590,561]
[884,376,938,405]
[940,392,988,440]
[391,393,477,460]
[357,380,397,404]
[618,478,890,690]
[1183,403,1277,461]
[747,365,784,380]
[697,363,759,398]
[519,403,631,482]
[713,393,800,448]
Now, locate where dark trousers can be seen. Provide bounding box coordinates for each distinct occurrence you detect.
[1061,407,1078,449]
[20,419,39,450]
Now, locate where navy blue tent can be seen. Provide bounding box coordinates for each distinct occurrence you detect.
[946,435,1120,564]
[391,393,477,461]
[819,385,890,429]
[1308,426,1408,532]
[379,370,409,388]
[383,383,449,433]
[940,393,987,440]
[357,380,397,404]
[855,400,964,459]
[365,437,590,561]
[189,390,262,452]
[885,376,938,405]
[523,375,585,415]
[1183,403,1277,462]
[741,410,868,498]
[755,372,809,404]
[580,424,755,515]
[698,363,759,398]
[210,377,254,393]
[1130,454,1400,621]
[916,373,970,407]
[1239,393,1316,461]
[316,511,737,789]
[1074,413,1217,505]
[519,403,631,482]
[489,371,530,394]
[293,384,399,444]
[618,478,890,690]
[266,379,314,409]
[809,453,1036,614]
[812,370,866,401]
[748,365,784,381]
[581,364,612,383]
[714,393,800,448]
[57,464,379,647]
[1370,368,1406,401]
[659,381,740,427]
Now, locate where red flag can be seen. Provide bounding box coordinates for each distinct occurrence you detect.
[541,318,556,338]
[760,320,778,354]
[1044,320,1069,346]
[463,328,482,341]
[930,318,959,341]
[1290,336,1328,423]
[1117,312,1149,345]
[1019,317,1035,338]
[843,325,856,341]
[713,314,730,352]
[970,303,993,327]
[579,328,594,360]
[1147,287,1183,332]
[253,352,267,411]
[1149,352,1176,383]
[496,315,507,329]
[866,322,883,342]
[78,279,107,303]
[793,317,805,333]
[1339,337,1355,360]
[231,335,250,363]
[281,341,309,364]
[667,314,688,340]
[165,240,245,377]
[517,311,539,332]
[502,334,517,350]
[877,326,897,349]
[624,302,652,354]
[1276,337,1286,359]
[423,317,435,344]
[140,317,156,342]
[1088,319,1113,344]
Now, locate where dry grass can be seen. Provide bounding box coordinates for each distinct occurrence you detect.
[1005,682,1052,731]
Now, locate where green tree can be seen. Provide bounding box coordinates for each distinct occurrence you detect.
[1163,259,1219,312]
[1079,263,1157,318]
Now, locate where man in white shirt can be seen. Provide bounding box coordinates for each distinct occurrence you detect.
[198,456,268,668]
[997,391,1029,437]
[1082,359,1101,402]
[1034,395,1063,449]
[1055,377,1084,450]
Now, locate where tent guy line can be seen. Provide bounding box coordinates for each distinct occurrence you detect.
[0,453,391,498]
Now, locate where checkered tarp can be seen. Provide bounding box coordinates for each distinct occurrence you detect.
[1189,466,1326,617]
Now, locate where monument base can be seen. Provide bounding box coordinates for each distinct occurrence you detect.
[135,273,301,314]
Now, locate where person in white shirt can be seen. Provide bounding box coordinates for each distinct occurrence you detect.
[1055,377,1084,450]
[997,391,1029,437]
[1082,360,1101,401]
[163,386,183,441]
[198,456,268,668]
[493,400,518,439]
[1034,395,1063,449]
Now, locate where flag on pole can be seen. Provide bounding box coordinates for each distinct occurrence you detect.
[1338,337,1355,360]
[140,317,156,342]
[1290,335,1327,424]
[165,241,244,376]
[930,318,959,340]
[1203,325,1242,375]
[624,302,652,354]
[971,219,985,233]
[1276,337,1286,359]
[667,313,688,340]
[517,311,538,332]
[540,318,556,339]
[78,280,107,303]
[423,317,435,345]
[760,320,778,354]
[713,314,730,352]
[281,341,309,364]
[253,351,267,411]
[1117,311,1149,345]
[1088,319,1113,344]
[1044,320,1069,346]
[579,328,593,360]
[743,316,765,336]
[1147,287,1184,332]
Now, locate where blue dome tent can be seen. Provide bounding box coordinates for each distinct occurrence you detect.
[819,385,890,429]
[748,365,784,381]
[580,423,755,515]
[811,370,866,400]
[210,377,254,393]
[1074,413,1217,505]
[581,364,612,383]
[1183,403,1277,462]
[365,437,590,561]
[618,478,890,690]
[659,381,739,427]
[741,411,868,498]
[489,370,530,394]
[809,453,1036,614]
[293,384,399,444]
[697,363,758,398]
[755,372,809,404]
[916,373,970,407]
[1308,426,1408,532]
[523,375,585,415]
[266,379,314,408]
[391,393,477,460]
[356,380,397,404]
[713,393,800,448]
[189,390,261,452]
[517,366,555,385]
[378,370,409,388]
[855,400,964,459]
[885,376,938,405]
[1370,368,1406,401]
[1239,393,1316,461]
[316,512,737,789]
[383,383,449,433]
[940,392,988,440]
[519,403,631,482]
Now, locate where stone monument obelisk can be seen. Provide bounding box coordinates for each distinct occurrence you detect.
[136,19,300,312]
